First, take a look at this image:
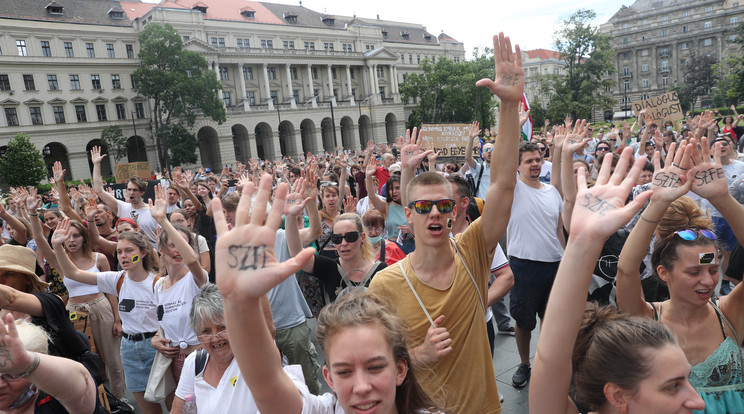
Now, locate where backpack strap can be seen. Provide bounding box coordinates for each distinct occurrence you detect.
[379,239,386,264]
[116,272,125,296]
[195,349,208,376]
[473,162,486,196]
[450,238,486,317]
[397,261,436,328]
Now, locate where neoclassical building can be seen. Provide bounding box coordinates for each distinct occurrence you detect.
[0,0,464,180]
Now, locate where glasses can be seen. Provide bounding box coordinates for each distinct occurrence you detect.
[330,231,361,244]
[538,147,547,151]
[483,147,494,152]
[445,166,455,171]
[197,326,228,342]
[0,373,22,383]
[674,229,717,241]
[712,140,730,147]
[596,147,611,152]
[407,199,456,214]
[320,181,338,188]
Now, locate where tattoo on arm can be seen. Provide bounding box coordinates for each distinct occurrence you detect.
[227,245,267,271]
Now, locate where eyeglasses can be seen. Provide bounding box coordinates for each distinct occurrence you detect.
[0,373,22,383]
[538,147,547,151]
[320,181,338,188]
[330,231,361,244]
[674,228,717,241]
[407,199,456,214]
[445,166,455,171]
[596,147,611,152]
[197,326,228,342]
[483,147,494,153]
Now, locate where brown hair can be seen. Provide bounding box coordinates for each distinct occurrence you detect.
[128,176,147,192]
[220,192,240,211]
[334,213,374,262]
[316,291,442,413]
[158,224,196,257]
[117,231,160,273]
[362,209,385,230]
[651,196,718,273]
[572,303,678,411]
[518,141,540,163]
[67,220,94,261]
[406,172,451,205]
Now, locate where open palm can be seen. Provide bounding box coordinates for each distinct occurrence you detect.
[476,32,524,103]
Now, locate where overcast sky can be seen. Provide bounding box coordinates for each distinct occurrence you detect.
[143,0,633,57]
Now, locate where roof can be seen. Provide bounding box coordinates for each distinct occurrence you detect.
[607,0,700,21]
[438,32,459,43]
[0,0,133,26]
[523,49,561,60]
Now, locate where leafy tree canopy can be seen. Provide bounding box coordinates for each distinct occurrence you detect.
[100,125,127,163]
[0,133,47,187]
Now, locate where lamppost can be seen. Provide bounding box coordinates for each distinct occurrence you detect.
[131,111,142,161]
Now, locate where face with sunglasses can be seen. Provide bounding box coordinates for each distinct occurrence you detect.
[658,228,720,302]
[332,220,366,259]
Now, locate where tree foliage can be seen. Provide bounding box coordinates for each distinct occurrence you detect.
[714,23,744,106]
[159,123,198,167]
[538,9,616,121]
[0,133,47,187]
[676,52,720,112]
[400,50,496,129]
[100,125,127,163]
[132,23,225,169]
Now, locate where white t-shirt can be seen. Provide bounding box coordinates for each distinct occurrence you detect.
[97,271,160,334]
[117,200,158,246]
[700,159,744,217]
[196,234,209,254]
[175,354,308,414]
[506,178,563,262]
[470,161,491,200]
[485,244,509,322]
[154,272,204,346]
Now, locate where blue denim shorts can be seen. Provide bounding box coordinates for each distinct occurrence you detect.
[120,336,157,392]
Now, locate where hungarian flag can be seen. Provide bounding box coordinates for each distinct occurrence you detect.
[521,94,533,141]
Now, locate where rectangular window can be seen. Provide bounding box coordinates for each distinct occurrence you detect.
[683,25,689,33]
[130,74,137,89]
[293,89,299,102]
[312,67,318,79]
[642,19,648,25]
[41,41,51,57]
[641,49,649,56]
[243,67,253,80]
[23,75,35,91]
[304,41,315,50]
[661,59,669,70]
[681,42,690,49]
[261,40,273,49]
[705,21,712,29]
[379,86,385,100]
[623,66,629,76]
[64,42,74,57]
[111,75,121,89]
[29,107,43,125]
[732,17,740,25]
[75,105,87,122]
[0,75,9,91]
[350,68,355,79]
[268,67,276,80]
[135,102,145,119]
[237,39,243,48]
[96,104,107,121]
[332,68,337,79]
[183,35,190,42]
[53,106,65,124]
[705,6,713,12]
[662,15,669,22]
[86,43,95,58]
[107,43,115,58]
[116,103,126,120]
[409,55,413,64]
[47,75,59,90]
[623,37,628,44]
[5,108,18,126]
[16,40,27,56]
[292,67,298,80]
[401,54,405,64]
[662,29,668,37]
[247,91,255,105]
[683,11,690,18]
[642,62,649,72]
[662,76,669,87]
[211,37,218,47]
[219,67,229,81]
[642,78,649,88]
[218,38,225,48]
[377,67,384,78]
[126,44,134,58]
[222,92,231,106]
[704,38,713,46]
[417,55,421,64]
[270,90,278,105]
[91,75,101,89]
[624,80,630,90]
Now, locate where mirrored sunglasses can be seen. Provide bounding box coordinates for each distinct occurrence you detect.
[407,199,456,214]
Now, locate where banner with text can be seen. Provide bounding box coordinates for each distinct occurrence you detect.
[631,91,684,123]
[114,162,152,184]
[419,123,477,162]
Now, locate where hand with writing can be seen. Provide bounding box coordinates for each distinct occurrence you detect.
[571,147,652,241]
[148,184,168,223]
[476,32,524,103]
[51,218,72,249]
[0,314,37,377]
[212,174,315,301]
[400,128,433,171]
[649,141,693,203]
[415,315,453,364]
[689,137,728,201]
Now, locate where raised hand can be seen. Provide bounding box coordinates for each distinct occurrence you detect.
[90,146,106,165]
[25,188,40,212]
[0,314,37,377]
[148,184,168,222]
[51,218,72,248]
[476,32,524,103]
[571,147,653,241]
[519,106,530,127]
[649,141,693,203]
[468,121,481,141]
[52,161,66,183]
[83,198,98,221]
[285,177,311,217]
[212,175,316,301]
[301,166,318,200]
[342,195,357,214]
[366,156,378,176]
[400,127,433,171]
[689,137,729,200]
[563,119,590,154]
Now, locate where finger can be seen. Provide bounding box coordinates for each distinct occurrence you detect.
[266,183,288,230]
[700,137,711,161]
[652,150,661,172]
[278,247,316,279]
[610,147,633,186]
[663,142,677,167]
[433,314,445,327]
[712,142,723,165]
[235,179,258,226]
[212,198,229,236]
[596,152,614,185]
[576,167,588,191]
[250,175,273,226]
[620,154,647,190]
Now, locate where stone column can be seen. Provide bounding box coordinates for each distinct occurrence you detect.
[346,65,354,104]
[285,64,296,109]
[367,64,376,99]
[262,63,273,110]
[218,135,237,166]
[67,151,92,181]
[237,63,250,111]
[213,60,224,105]
[307,65,317,108]
[327,64,336,105]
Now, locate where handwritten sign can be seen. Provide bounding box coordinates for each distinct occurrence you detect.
[632,91,684,123]
[104,180,158,202]
[114,162,151,183]
[419,124,478,162]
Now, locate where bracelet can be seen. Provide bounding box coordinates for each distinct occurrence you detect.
[639,214,661,224]
[29,213,38,217]
[18,352,40,378]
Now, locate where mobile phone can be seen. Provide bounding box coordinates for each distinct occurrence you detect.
[227,179,238,187]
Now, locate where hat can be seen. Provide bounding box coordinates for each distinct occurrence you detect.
[115,218,139,230]
[0,245,50,293]
[205,168,212,173]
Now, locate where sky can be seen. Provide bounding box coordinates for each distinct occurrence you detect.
[142,0,634,58]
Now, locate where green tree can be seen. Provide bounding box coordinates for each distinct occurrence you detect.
[538,9,616,121]
[159,123,198,166]
[132,23,225,169]
[400,51,496,129]
[713,23,744,106]
[676,52,719,112]
[0,133,47,187]
[100,125,127,163]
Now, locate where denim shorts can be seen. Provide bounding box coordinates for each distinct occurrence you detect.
[120,336,157,392]
[509,257,560,332]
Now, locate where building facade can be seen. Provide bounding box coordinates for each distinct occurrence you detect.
[0,0,464,180]
[521,48,565,109]
[600,0,744,119]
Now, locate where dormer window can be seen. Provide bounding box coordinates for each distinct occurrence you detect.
[240,7,255,18]
[192,2,208,14]
[108,8,124,20]
[322,15,335,25]
[284,12,297,23]
[424,33,432,40]
[401,32,410,39]
[382,30,388,37]
[46,2,64,15]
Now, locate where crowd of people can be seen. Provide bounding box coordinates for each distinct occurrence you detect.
[1,31,744,414]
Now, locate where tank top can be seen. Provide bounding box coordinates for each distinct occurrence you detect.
[63,253,101,297]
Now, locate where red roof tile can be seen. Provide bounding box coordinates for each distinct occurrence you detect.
[173,0,285,24]
[524,48,561,59]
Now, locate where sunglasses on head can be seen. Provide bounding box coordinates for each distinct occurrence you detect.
[674,228,717,241]
[330,231,361,244]
[407,199,456,214]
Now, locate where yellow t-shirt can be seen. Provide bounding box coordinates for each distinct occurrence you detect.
[369,218,500,414]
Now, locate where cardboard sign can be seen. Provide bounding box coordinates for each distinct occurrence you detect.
[631,91,684,123]
[114,162,152,184]
[419,124,478,162]
[103,180,158,202]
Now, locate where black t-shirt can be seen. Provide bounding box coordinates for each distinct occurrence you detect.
[311,255,386,302]
[30,292,89,358]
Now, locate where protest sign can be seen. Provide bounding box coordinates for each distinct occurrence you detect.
[631,91,684,123]
[419,124,478,162]
[114,162,152,183]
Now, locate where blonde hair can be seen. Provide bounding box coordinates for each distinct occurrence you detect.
[334,213,374,261]
[15,319,50,355]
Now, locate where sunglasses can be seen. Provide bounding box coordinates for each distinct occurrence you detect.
[712,140,730,147]
[596,147,611,152]
[407,199,456,214]
[674,229,717,241]
[483,147,494,152]
[538,147,547,151]
[320,181,338,188]
[330,231,361,244]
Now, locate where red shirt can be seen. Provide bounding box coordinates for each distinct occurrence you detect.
[373,167,390,195]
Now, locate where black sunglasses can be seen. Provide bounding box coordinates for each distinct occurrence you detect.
[596,147,611,151]
[330,231,361,244]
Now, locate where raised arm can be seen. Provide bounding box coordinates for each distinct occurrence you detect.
[213,175,315,414]
[637,115,651,158]
[476,32,524,252]
[560,121,591,233]
[531,147,652,414]
[52,162,83,223]
[284,179,315,274]
[91,146,118,211]
[616,142,691,317]
[364,157,389,215]
[337,153,349,202]
[83,198,117,255]
[24,190,60,270]
[50,219,100,286]
[298,169,321,246]
[464,121,480,169]
[150,184,207,286]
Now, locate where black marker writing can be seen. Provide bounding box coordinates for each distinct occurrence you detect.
[0,347,12,369]
[228,245,267,271]
[580,194,616,217]
[652,171,683,188]
[694,167,725,186]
